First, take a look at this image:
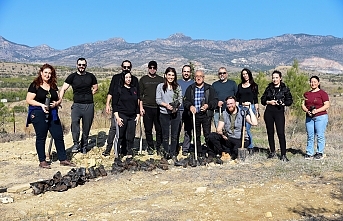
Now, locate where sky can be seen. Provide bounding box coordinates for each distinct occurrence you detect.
[0,0,343,50]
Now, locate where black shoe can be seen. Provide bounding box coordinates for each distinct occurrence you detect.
[280,155,289,162]
[267,152,276,159]
[102,150,110,156]
[81,146,87,154]
[248,148,254,155]
[71,143,80,153]
[313,152,323,160]
[147,146,154,155]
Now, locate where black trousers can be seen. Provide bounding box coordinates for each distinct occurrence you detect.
[177,110,193,153]
[143,106,162,149]
[118,113,137,155]
[264,107,287,155]
[193,112,211,156]
[208,132,248,159]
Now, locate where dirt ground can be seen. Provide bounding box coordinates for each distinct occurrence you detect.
[0,128,343,221]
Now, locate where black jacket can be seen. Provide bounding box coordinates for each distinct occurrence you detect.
[108,71,139,108]
[261,82,293,107]
[183,82,218,117]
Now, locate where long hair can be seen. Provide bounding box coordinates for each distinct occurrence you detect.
[240,68,258,93]
[163,67,179,92]
[120,71,133,88]
[33,63,57,90]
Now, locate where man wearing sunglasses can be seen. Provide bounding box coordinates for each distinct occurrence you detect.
[139,61,164,155]
[102,60,140,157]
[212,67,237,128]
[60,58,98,154]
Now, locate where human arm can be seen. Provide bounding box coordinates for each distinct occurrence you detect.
[105,94,112,114]
[245,104,258,126]
[156,84,173,111]
[92,84,98,95]
[26,92,48,113]
[114,112,123,127]
[59,82,70,100]
[216,120,228,140]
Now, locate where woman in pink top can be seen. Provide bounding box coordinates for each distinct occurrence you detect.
[301,76,330,160]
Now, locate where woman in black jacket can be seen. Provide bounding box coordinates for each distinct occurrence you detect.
[261,70,293,161]
[113,71,140,158]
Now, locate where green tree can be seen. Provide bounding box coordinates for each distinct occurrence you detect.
[93,80,110,111]
[188,61,196,80]
[283,59,308,117]
[254,71,269,97]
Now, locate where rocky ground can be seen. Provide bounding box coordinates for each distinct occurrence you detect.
[0,127,343,221]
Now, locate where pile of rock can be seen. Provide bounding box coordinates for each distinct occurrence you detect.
[30,165,107,195]
[111,157,169,174]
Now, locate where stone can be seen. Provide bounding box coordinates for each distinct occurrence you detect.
[265,212,273,217]
[7,184,30,193]
[195,187,207,193]
[0,196,14,204]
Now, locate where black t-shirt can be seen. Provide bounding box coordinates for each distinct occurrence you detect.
[113,86,139,116]
[65,72,97,104]
[28,82,59,104]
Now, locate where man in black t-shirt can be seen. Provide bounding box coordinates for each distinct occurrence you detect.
[60,58,98,154]
[102,60,140,157]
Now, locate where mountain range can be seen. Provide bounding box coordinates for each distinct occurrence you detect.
[1,33,343,73]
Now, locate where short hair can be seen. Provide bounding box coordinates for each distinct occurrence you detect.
[225,96,237,102]
[218,67,227,72]
[77,57,87,64]
[182,64,192,72]
[121,60,132,68]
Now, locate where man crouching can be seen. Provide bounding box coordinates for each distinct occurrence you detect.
[207,96,258,160]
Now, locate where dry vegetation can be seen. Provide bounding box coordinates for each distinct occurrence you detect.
[0,62,343,220]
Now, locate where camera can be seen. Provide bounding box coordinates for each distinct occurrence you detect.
[308,105,316,117]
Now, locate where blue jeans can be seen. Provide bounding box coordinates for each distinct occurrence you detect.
[305,114,328,156]
[239,104,256,149]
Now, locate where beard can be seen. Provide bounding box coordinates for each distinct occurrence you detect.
[78,67,86,74]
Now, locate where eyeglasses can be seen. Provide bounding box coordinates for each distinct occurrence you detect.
[218,72,226,75]
[123,66,131,69]
[78,64,87,67]
[149,66,157,70]
[195,75,204,78]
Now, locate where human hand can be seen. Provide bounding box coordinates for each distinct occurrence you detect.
[190,106,196,114]
[200,104,208,112]
[117,117,124,127]
[218,101,224,107]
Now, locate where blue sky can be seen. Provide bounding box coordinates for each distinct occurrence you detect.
[0,0,342,50]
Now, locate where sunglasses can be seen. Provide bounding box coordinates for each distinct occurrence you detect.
[218,72,226,75]
[123,66,131,69]
[78,64,87,67]
[149,66,157,70]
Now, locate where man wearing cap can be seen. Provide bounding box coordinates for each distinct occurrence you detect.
[139,61,164,155]
[212,67,237,128]
[102,60,140,157]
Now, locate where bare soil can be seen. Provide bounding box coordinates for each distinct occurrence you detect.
[0,128,343,221]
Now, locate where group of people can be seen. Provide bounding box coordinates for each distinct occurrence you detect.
[26,58,330,169]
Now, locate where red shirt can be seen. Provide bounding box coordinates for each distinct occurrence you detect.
[304,89,329,116]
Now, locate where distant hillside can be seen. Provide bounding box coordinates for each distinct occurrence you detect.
[1,33,343,73]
